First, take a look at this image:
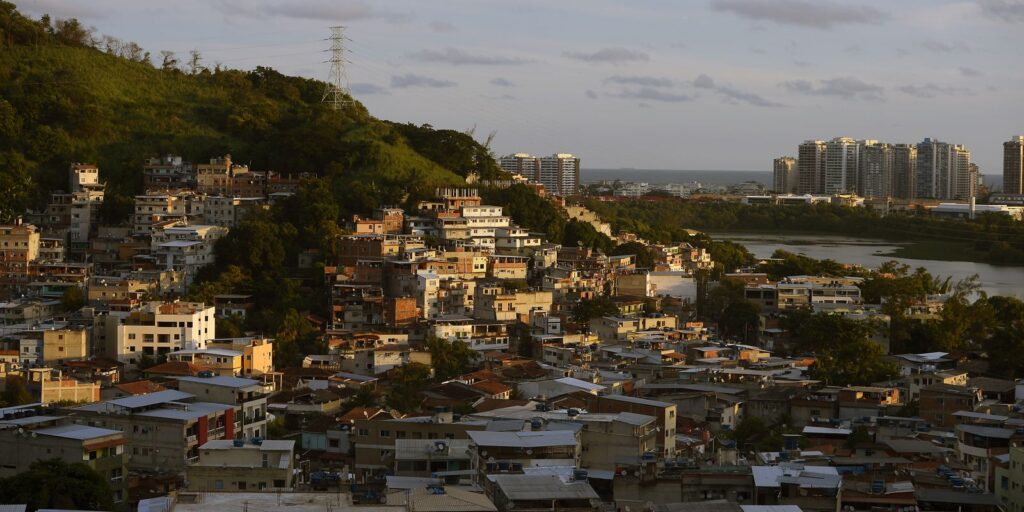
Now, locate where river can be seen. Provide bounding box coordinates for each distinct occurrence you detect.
[709,232,1024,299]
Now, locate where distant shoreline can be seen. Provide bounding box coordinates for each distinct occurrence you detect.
[581,167,1004,189]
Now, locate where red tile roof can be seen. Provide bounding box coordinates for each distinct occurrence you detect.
[114,380,167,395]
[143,361,212,376]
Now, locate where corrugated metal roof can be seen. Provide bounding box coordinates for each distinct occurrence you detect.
[491,474,598,500]
[82,389,193,410]
[177,375,261,389]
[468,430,577,448]
[35,424,121,440]
[408,486,497,512]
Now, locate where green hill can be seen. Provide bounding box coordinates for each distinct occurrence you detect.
[0,1,501,218]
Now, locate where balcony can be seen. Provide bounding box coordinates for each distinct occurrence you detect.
[234,421,242,432]
[185,456,199,465]
[185,434,197,444]
[208,426,226,438]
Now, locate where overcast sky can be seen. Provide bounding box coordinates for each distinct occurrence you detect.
[16,0,1024,173]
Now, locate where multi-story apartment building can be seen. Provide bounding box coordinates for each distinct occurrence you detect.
[351,410,487,475]
[0,221,40,296]
[859,142,893,198]
[176,375,272,439]
[473,285,553,322]
[69,162,102,193]
[24,367,100,403]
[467,429,581,484]
[186,439,295,491]
[143,154,194,191]
[206,337,274,376]
[824,137,859,194]
[892,143,918,199]
[499,153,540,179]
[797,140,826,194]
[132,191,204,236]
[538,153,580,196]
[996,444,1024,512]
[202,196,265,228]
[773,156,798,194]
[1005,135,1024,195]
[575,394,677,459]
[151,224,228,290]
[96,301,216,366]
[195,155,250,195]
[70,389,235,473]
[0,407,128,503]
[916,138,972,200]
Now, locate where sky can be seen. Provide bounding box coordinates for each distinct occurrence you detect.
[14,0,1024,174]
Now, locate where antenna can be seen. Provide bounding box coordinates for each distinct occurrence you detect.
[322,26,351,110]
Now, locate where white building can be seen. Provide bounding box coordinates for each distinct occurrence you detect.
[538,153,580,196]
[151,225,228,290]
[108,301,217,366]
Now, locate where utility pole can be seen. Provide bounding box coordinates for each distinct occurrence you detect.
[322,26,351,110]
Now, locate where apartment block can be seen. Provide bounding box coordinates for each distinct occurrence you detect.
[186,439,295,491]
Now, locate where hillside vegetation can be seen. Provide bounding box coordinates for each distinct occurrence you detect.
[0,1,501,218]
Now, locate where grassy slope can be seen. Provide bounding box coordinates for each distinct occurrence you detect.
[0,42,464,201]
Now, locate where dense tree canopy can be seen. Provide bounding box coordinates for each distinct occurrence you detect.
[0,459,114,511]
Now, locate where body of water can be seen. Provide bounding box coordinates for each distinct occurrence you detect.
[709,232,1024,298]
[583,168,1004,190]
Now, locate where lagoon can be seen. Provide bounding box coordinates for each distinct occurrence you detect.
[710,232,1024,299]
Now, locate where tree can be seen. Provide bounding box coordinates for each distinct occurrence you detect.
[60,286,85,312]
[0,459,114,511]
[426,337,476,381]
[562,218,613,253]
[572,296,620,324]
[610,241,655,269]
[785,311,899,386]
[188,49,203,74]
[159,50,177,71]
[0,150,34,222]
[2,374,33,406]
[385,364,432,413]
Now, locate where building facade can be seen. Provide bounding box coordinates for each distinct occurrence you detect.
[773,157,798,194]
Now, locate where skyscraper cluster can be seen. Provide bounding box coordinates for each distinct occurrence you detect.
[775,137,976,200]
[499,153,581,196]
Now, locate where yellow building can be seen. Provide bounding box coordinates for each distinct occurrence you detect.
[997,445,1024,512]
[207,337,274,376]
[42,328,88,366]
[25,368,100,404]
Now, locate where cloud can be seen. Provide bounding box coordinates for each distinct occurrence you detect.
[604,75,674,87]
[611,87,693,102]
[709,0,888,28]
[258,0,411,22]
[793,60,812,67]
[350,83,388,95]
[694,74,716,89]
[564,47,650,64]
[921,40,970,53]
[409,47,531,66]
[782,76,885,101]
[490,77,515,87]
[898,83,974,98]
[977,0,1024,22]
[959,66,983,77]
[585,90,599,99]
[16,0,108,19]
[429,20,457,32]
[694,74,783,107]
[390,74,456,88]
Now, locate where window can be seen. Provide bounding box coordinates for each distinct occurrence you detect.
[380,430,390,438]
[358,428,369,436]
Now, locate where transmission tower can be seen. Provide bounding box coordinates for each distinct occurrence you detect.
[322,26,351,110]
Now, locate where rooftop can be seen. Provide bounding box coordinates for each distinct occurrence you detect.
[468,430,577,448]
[490,474,599,501]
